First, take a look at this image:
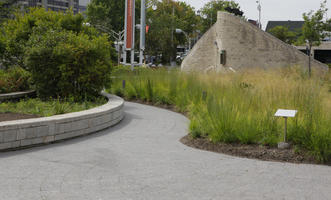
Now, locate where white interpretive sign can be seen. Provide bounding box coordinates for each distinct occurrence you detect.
[274,109,298,147]
[274,109,297,118]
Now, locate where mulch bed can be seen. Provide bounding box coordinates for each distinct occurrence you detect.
[0,113,40,122]
[128,99,322,164]
[180,135,320,164]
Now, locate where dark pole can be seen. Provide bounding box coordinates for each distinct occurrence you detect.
[308,45,312,77]
[118,40,121,66]
[284,117,287,142]
[171,3,174,64]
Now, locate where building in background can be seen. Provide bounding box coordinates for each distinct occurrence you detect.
[17,0,79,14]
[265,21,305,33]
[78,0,89,13]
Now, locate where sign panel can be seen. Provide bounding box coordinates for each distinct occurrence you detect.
[274,109,297,118]
[126,0,134,49]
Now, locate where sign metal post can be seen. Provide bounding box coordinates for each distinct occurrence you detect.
[274,109,297,149]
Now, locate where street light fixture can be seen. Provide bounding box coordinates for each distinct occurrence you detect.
[256,0,262,29]
[83,23,125,66]
[175,28,190,51]
[139,0,146,65]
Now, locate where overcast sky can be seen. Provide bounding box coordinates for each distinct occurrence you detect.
[182,0,331,29]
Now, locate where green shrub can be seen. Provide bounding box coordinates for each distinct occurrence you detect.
[0,8,88,69]
[25,29,112,101]
[0,67,31,93]
[1,8,114,101]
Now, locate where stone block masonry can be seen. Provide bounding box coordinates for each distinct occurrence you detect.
[0,92,124,151]
[181,11,328,72]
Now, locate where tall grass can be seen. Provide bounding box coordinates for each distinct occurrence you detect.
[110,66,331,163]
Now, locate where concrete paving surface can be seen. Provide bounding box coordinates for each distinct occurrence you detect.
[0,102,331,200]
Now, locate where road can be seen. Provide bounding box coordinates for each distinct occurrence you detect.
[0,102,331,200]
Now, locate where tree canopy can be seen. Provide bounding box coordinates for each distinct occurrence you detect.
[299,0,331,76]
[0,0,17,24]
[200,0,242,33]
[86,0,245,64]
[87,0,143,33]
[267,26,298,44]
[146,0,198,63]
[301,0,331,47]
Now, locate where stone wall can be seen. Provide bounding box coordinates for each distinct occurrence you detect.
[181,11,328,72]
[0,92,124,150]
[0,90,35,101]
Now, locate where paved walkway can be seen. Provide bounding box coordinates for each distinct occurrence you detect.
[0,102,331,200]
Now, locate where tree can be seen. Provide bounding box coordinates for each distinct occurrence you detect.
[267,26,298,44]
[0,0,17,24]
[200,0,242,33]
[87,0,144,33]
[0,0,16,57]
[145,0,198,63]
[2,8,114,100]
[301,0,331,76]
[86,0,199,64]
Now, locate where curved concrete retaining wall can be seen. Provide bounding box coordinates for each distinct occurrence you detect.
[0,92,124,150]
[0,90,35,101]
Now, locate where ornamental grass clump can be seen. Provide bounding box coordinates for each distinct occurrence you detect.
[110,66,331,163]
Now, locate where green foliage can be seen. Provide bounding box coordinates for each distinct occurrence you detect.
[110,67,331,163]
[1,8,90,69]
[0,67,31,93]
[267,26,298,44]
[87,0,142,33]
[302,0,331,47]
[299,0,331,76]
[0,0,17,24]
[0,97,107,116]
[200,0,241,33]
[0,34,5,62]
[1,8,114,101]
[25,29,112,101]
[146,0,199,63]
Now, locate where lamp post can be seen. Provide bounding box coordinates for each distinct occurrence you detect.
[256,0,261,29]
[306,39,312,77]
[175,28,190,51]
[83,23,125,66]
[93,25,125,66]
[139,0,146,65]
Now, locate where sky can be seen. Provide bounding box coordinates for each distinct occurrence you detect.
[182,0,331,30]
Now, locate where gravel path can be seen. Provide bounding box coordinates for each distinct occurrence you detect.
[0,102,331,200]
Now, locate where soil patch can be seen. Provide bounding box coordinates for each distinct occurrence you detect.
[180,135,318,164]
[0,113,40,122]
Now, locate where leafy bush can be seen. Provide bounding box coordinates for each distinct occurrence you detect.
[25,29,112,101]
[0,67,31,93]
[1,8,114,101]
[0,8,88,68]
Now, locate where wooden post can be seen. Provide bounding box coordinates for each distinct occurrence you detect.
[284,117,287,142]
